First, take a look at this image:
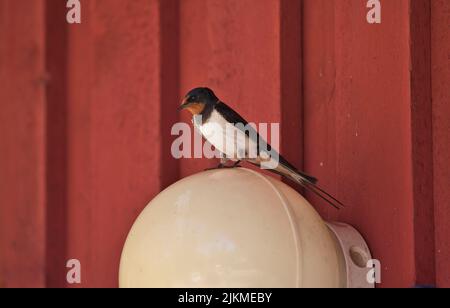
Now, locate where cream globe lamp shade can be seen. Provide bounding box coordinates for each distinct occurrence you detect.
[119,168,372,288]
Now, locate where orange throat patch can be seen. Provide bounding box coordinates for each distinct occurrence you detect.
[185,102,206,115]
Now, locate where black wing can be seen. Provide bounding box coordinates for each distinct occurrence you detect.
[215,101,347,209]
[214,102,250,126]
[215,102,317,183]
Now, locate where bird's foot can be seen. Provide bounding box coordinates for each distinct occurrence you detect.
[230,161,242,168]
[220,161,242,169]
[204,161,241,171]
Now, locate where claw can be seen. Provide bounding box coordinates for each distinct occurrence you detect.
[231,161,242,168]
[219,161,242,169]
[204,160,241,171]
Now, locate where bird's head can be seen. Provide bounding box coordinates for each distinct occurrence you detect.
[178,87,218,115]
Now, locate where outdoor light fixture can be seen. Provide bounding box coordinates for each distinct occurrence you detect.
[119,168,374,288]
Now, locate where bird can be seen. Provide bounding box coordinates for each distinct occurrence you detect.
[178,87,344,210]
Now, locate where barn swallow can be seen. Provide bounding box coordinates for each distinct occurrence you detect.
[179,87,344,209]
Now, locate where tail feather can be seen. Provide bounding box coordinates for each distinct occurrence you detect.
[275,162,345,210]
[295,170,318,185]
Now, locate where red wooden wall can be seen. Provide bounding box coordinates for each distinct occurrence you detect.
[0,0,47,288]
[0,0,448,288]
[431,0,450,288]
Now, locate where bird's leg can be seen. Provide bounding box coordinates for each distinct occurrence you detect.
[204,155,229,171]
[220,160,242,169]
[231,160,242,168]
[219,155,229,168]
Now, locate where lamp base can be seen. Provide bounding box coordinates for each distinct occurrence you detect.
[326,222,375,288]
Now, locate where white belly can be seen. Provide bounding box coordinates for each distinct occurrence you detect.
[193,110,258,159]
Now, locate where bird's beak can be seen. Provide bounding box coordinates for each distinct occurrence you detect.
[178,98,190,111]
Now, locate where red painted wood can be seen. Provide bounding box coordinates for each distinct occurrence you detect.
[0,0,47,288]
[280,0,303,174]
[431,0,450,289]
[1,0,448,288]
[45,0,70,287]
[409,0,435,286]
[303,0,416,287]
[178,0,283,176]
[159,0,181,189]
[64,0,172,287]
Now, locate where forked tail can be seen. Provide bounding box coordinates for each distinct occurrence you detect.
[274,162,345,210]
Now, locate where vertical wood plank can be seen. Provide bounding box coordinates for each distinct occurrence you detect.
[409,0,435,286]
[159,0,181,189]
[45,0,69,287]
[65,0,168,287]
[431,0,450,288]
[303,0,416,287]
[0,0,47,288]
[280,0,303,174]
[303,0,338,220]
